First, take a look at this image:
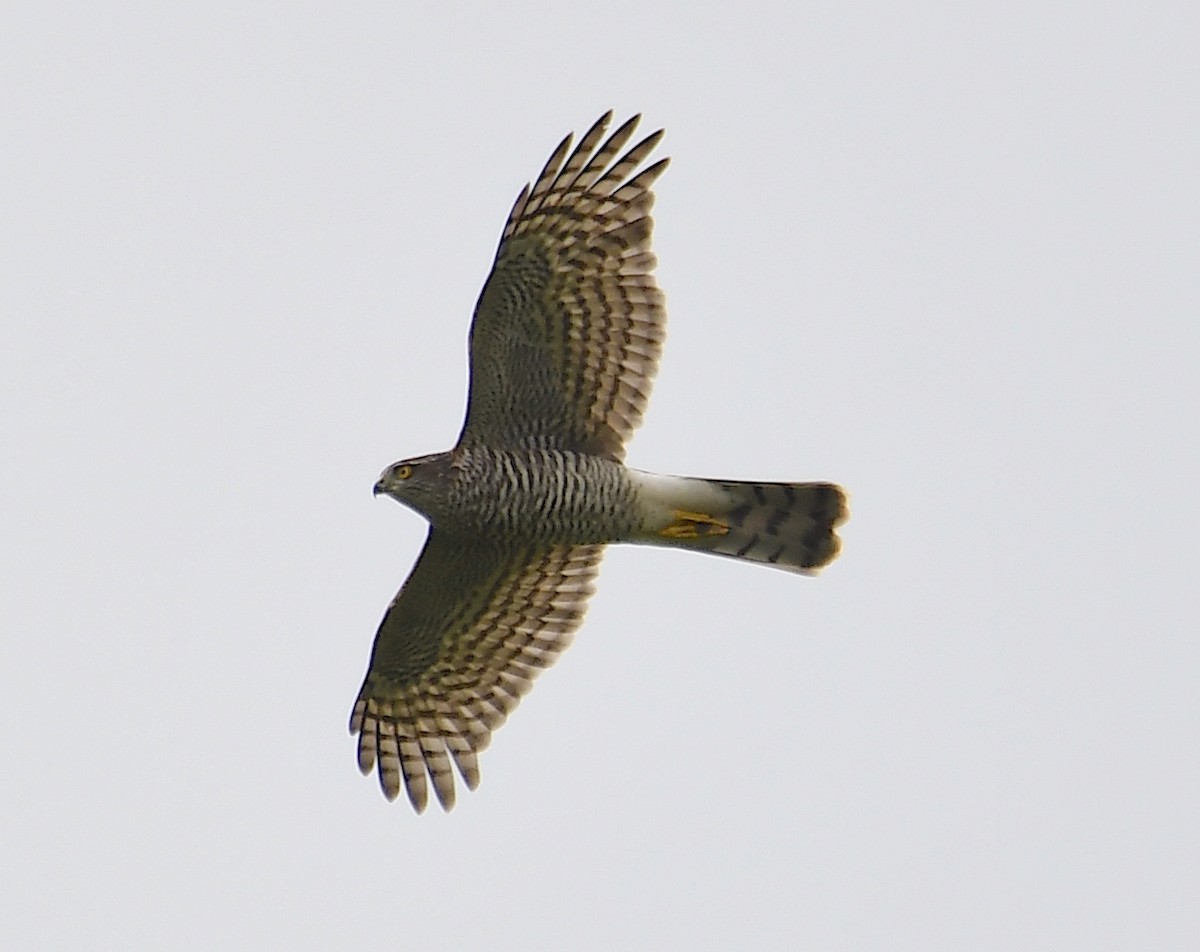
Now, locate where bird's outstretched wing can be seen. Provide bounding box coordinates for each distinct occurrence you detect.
[457,112,669,462]
[350,531,604,812]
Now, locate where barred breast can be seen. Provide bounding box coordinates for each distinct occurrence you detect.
[450,446,642,543]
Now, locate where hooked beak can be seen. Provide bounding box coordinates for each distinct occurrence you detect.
[372,478,386,497]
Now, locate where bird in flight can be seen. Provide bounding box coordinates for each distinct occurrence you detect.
[353,112,848,812]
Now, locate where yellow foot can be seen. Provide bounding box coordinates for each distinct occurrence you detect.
[659,509,730,539]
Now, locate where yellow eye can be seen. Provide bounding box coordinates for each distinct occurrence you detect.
[395,464,413,480]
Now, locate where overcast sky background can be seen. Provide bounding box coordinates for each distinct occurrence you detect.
[4,3,1198,949]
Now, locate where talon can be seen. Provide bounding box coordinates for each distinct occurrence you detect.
[659,509,729,539]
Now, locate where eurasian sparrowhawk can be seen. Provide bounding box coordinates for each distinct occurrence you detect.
[352,112,848,812]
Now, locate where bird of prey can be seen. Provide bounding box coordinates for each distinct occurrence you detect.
[353,112,847,812]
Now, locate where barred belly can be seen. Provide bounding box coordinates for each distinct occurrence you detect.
[452,447,640,543]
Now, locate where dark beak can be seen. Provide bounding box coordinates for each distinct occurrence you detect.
[372,479,386,497]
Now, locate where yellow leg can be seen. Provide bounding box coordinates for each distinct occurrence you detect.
[659,509,730,539]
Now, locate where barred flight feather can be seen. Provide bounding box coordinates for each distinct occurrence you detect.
[352,542,603,812]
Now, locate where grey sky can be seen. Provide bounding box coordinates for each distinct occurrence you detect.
[4,3,1198,949]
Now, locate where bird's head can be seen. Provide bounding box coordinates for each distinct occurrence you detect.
[373,452,455,520]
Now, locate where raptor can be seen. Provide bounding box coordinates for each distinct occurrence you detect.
[352,112,848,812]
